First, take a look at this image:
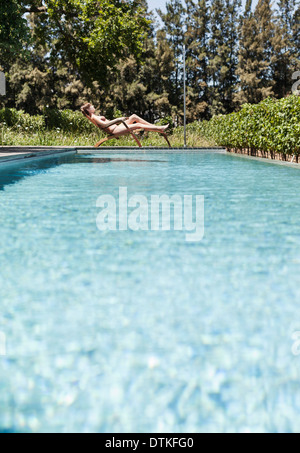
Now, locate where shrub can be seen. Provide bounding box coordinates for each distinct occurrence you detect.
[0,108,45,130]
[43,108,95,133]
[0,108,95,133]
[196,95,300,155]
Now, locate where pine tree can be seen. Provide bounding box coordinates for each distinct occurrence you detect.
[8,50,52,114]
[292,2,300,63]
[271,0,298,98]
[222,0,242,111]
[208,0,241,114]
[135,3,175,121]
[207,0,225,114]
[185,0,210,119]
[158,0,186,110]
[235,0,274,106]
[104,3,175,122]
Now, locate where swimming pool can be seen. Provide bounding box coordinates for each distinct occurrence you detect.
[0,150,300,433]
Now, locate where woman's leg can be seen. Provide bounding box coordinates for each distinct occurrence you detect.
[113,122,168,135]
[125,114,154,127]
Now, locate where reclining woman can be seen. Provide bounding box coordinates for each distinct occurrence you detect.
[81,103,169,136]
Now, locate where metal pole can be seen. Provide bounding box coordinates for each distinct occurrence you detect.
[183,45,187,148]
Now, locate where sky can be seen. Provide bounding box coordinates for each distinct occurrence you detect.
[147,0,256,13]
[147,0,166,13]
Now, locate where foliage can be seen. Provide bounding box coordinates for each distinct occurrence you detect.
[0,108,45,130]
[0,0,29,68]
[207,0,241,114]
[0,110,215,148]
[271,0,299,98]
[0,107,98,134]
[43,108,95,133]
[33,0,150,86]
[0,0,299,124]
[198,95,300,155]
[235,0,274,105]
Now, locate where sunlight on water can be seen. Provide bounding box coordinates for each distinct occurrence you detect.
[0,151,300,433]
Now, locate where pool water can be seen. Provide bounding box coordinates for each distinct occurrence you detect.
[0,150,300,433]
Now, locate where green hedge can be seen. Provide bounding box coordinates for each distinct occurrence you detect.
[1,97,299,154]
[0,108,95,133]
[44,109,95,133]
[0,108,45,130]
[197,95,300,155]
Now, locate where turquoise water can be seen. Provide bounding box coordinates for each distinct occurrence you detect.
[0,151,300,433]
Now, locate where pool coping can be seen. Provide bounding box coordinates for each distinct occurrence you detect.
[226,151,300,169]
[0,146,226,165]
[0,147,77,164]
[76,147,226,154]
[1,146,300,169]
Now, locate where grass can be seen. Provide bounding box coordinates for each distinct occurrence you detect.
[0,124,216,148]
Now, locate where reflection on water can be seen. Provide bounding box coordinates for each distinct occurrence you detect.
[73,157,167,164]
[0,154,167,191]
[0,155,72,191]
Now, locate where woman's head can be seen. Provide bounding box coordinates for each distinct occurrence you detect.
[81,103,95,116]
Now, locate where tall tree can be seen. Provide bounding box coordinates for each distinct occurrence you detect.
[14,1,150,87]
[207,0,226,113]
[271,0,299,98]
[103,2,175,121]
[235,0,274,106]
[2,0,151,112]
[0,0,29,70]
[293,2,300,52]
[185,0,210,119]
[222,0,241,111]
[158,0,186,109]
[208,0,241,114]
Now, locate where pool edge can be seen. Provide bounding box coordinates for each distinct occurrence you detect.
[226,151,300,169]
[0,148,76,166]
